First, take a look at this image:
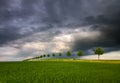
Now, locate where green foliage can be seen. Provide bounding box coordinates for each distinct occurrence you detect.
[39,56,41,58]
[47,54,50,57]
[66,51,71,57]
[0,61,120,83]
[59,53,62,56]
[43,54,46,57]
[23,59,31,61]
[77,50,83,56]
[32,57,35,59]
[94,47,104,60]
[35,56,39,59]
[52,53,55,57]
[94,47,104,55]
[40,56,43,58]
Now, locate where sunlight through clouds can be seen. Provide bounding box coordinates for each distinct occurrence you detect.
[0,0,120,61]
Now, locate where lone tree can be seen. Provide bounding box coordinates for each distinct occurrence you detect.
[66,51,71,57]
[59,53,62,56]
[77,50,83,57]
[94,47,104,60]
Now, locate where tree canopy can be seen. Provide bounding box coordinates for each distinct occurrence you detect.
[66,51,71,57]
[77,50,83,56]
[94,47,104,55]
[94,47,104,60]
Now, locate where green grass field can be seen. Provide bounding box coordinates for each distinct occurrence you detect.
[0,60,120,83]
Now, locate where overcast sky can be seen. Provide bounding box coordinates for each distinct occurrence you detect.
[0,0,120,61]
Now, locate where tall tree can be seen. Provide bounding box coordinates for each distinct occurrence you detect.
[35,56,38,60]
[52,53,55,57]
[40,56,43,58]
[43,54,46,57]
[66,51,71,57]
[59,53,62,56]
[94,47,104,60]
[47,54,50,57]
[77,50,83,57]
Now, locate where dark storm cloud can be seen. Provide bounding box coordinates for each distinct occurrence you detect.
[0,26,20,45]
[43,0,83,24]
[0,0,46,45]
[72,7,120,52]
[0,0,120,53]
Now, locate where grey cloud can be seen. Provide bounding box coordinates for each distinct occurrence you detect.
[72,8,120,52]
[0,0,120,60]
[0,26,21,45]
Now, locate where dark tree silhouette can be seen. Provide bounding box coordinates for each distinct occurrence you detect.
[52,53,55,57]
[59,53,62,56]
[47,54,50,57]
[77,50,83,57]
[43,54,46,57]
[40,56,43,58]
[66,51,71,57]
[94,47,104,60]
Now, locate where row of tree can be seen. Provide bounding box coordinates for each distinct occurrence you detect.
[24,47,104,61]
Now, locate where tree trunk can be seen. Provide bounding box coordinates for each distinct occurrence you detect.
[98,55,100,60]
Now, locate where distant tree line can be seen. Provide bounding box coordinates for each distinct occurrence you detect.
[23,47,104,61]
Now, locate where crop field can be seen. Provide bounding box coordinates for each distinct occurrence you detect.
[0,60,120,83]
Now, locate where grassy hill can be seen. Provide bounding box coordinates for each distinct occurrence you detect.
[0,60,120,83]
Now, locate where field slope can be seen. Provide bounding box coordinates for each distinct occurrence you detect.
[0,60,120,83]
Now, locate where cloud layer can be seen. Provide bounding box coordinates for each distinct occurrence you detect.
[0,0,120,61]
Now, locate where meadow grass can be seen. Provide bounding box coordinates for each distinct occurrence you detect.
[0,60,120,83]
